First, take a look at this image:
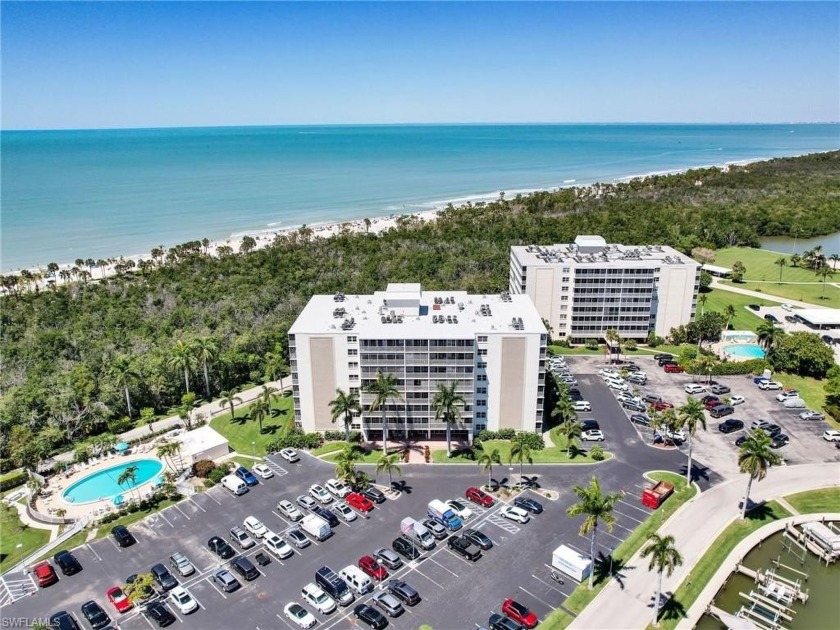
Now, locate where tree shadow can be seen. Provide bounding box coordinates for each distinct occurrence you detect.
[391,480,413,494]
[261,423,284,435]
[744,501,775,520]
[230,414,248,426]
[592,551,633,589]
[657,592,687,622]
[679,463,710,484]
[449,447,476,460]
[568,444,587,459]
[518,475,541,489]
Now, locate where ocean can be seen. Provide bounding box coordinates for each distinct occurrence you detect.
[2,124,838,272]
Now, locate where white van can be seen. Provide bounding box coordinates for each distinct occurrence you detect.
[339,565,373,595]
[221,475,248,496]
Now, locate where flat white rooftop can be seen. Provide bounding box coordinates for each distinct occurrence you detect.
[795,308,840,326]
[175,426,229,457]
[290,284,546,339]
[701,264,732,275]
[511,239,695,267]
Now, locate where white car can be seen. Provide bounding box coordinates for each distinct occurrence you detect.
[284,602,316,629]
[782,397,806,409]
[730,395,745,406]
[660,429,686,443]
[758,380,783,390]
[301,583,337,614]
[445,499,474,521]
[582,429,605,442]
[252,463,274,479]
[499,505,530,524]
[168,586,198,614]
[822,430,840,442]
[780,303,793,312]
[599,368,620,378]
[332,501,357,522]
[684,383,705,394]
[309,484,333,504]
[264,530,294,559]
[607,380,629,392]
[243,515,267,539]
[573,401,591,412]
[277,499,304,521]
[229,526,255,549]
[280,448,300,463]
[775,390,799,402]
[325,478,351,498]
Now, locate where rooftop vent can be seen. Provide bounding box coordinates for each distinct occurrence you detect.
[333,292,346,302]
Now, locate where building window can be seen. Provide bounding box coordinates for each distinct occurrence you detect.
[477,335,488,343]
[477,362,487,369]
[476,411,487,419]
[476,374,487,381]
[478,349,488,356]
[476,399,486,407]
[348,349,358,356]
[414,380,422,387]
[347,336,357,343]
[476,387,487,394]
[348,362,359,369]
[349,374,359,381]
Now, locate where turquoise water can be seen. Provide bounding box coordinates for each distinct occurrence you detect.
[62,459,163,504]
[2,124,838,271]
[724,344,766,359]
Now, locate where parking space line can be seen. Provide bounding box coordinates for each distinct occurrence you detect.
[531,573,570,596]
[617,499,651,515]
[408,566,446,590]
[205,575,228,598]
[190,497,207,512]
[157,510,175,528]
[204,491,222,505]
[276,612,298,630]
[86,543,102,561]
[173,504,191,520]
[613,508,644,524]
[271,511,294,528]
[518,585,557,612]
[425,555,460,578]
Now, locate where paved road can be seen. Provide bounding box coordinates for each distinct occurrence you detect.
[569,462,839,630]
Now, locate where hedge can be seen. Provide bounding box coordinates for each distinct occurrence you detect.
[323,430,362,443]
[710,359,769,375]
[0,469,28,492]
[266,428,323,452]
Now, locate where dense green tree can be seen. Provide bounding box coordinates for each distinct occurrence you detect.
[168,340,197,394]
[109,355,140,418]
[364,370,403,455]
[329,388,361,443]
[756,320,785,352]
[730,261,746,282]
[769,331,836,378]
[432,381,465,458]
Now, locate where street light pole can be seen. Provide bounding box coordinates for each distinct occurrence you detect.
[609,546,615,576]
[252,441,256,460]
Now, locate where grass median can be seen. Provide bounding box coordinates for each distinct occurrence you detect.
[540,472,697,630]
[0,503,51,573]
[209,396,294,457]
[784,486,840,514]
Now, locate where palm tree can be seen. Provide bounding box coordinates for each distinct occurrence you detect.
[604,328,621,360]
[432,381,465,457]
[558,420,583,457]
[694,355,717,384]
[756,320,784,352]
[477,448,502,488]
[329,388,361,443]
[551,397,578,426]
[816,265,835,300]
[641,534,684,627]
[193,337,218,399]
[156,441,181,472]
[264,345,289,389]
[790,252,802,268]
[109,355,141,418]
[677,397,706,484]
[168,340,197,393]
[724,304,736,330]
[118,464,139,502]
[376,453,402,487]
[364,370,403,455]
[697,293,708,316]
[738,430,781,519]
[774,256,787,284]
[249,396,271,435]
[509,436,533,479]
[219,389,242,420]
[566,477,622,589]
[334,446,363,484]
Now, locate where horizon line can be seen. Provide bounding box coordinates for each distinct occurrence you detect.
[3,121,839,133]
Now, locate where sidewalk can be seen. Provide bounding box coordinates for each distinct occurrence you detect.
[569,462,838,629]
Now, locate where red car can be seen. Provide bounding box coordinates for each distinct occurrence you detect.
[32,561,58,587]
[107,586,134,614]
[650,400,674,412]
[346,492,374,513]
[465,487,494,507]
[703,398,722,411]
[664,363,684,373]
[358,555,388,581]
[502,598,538,628]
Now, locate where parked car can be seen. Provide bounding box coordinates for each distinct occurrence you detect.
[287,528,311,549]
[325,478,351,498]
[333,501,358,522]
[361,486,387,504]
[630,414,651,427]
[770,434,790,449]
[168,552,195,577]
[359,555,389,581]
[234,466,259,486]
[747,304,761,311]
[463,528,493,550]
[106,586,133,614]
[168,586,198,614]
[764,314,779,323]
[373,548,403,570]
[446,499,474,520]
[776,390,800,402]
[278,499,304,521]
[48,612,80,630]
[309,484,334,504]
[111,525,136,548]
[643,394,663,404]
[447,535,482,560]
[212,568,241,592]
[145,601,177,627]
[664,364,684,373]
[758,380,783,390]
[502,598,538,629]
[782,397,806,409]
[392,537,421,561]
[627,373,647,385]
[32,561,58,587]
[373,591,405,617]
[580,419,600,432]
[82,600,111,630]
[709,384,731,395]
[230,556,260,581]
[311,506,340,528]
[718,419,744,434]
[623,400,646,412]
[422,518,448,539]
[347,492,375,512]
[53,550,82,576]
[513,496,543,514]
[709,404,734,418]
[489,613,527,630]
[264,530,294,559]
[284,603,317,629]
[799,410,824,421]
[684,383,705,394]
[780,303,793,311]
[572,400,591,412]
[302,582,337,614]
[150,563,178,591]
[353,603,388,629]
[280,448,300,463]
[499,505,530,524]
[660,428,686,444]
[230,526,256,549]
[650,400,674,412]
[761,424,783,437]
[581,429,605,441]
[653,353,674,361]
[730,395,746,406]
[465,487,494,507]
[208,536,235,559]
[751,420,771,431]
[387,579,421,606]
[297,495,318,510]
[252,463,274,479]
[704,398,723,411]
[822,430,840,442]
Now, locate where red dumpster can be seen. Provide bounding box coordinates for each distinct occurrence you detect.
[641,480,674,509]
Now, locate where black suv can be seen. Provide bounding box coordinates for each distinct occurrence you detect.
[710,404,734,418]
[489,613,527,630]
[762,424,783,438]
[80,601,111,630]
[111,525,136,548]
[312,505,340,528]
[764,314,779,323]
[386,579,420,606]
[362,486,386,504]
[48,612,80,630]
[354,603,388,630]
[580,420,600,432]
[146,601,177,627]
[151,563,178,591]
[447,535,481,561]
[630,414,651,427]
[53,550,82,575]
[653,353,673,361]
[462,528,493,550]
[709,384,731,395]
[718,419,744,434]
[623,400,646,412]
[770,434,790,449]
[392,537,421,561]
[208,536,235,559]
[231,556,260,581]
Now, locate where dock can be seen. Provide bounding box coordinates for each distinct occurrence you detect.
[782,522,838,565]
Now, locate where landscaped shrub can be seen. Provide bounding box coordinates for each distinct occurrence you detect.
[348,431,362,444]
[496,428,517,440]
[711,359,769,375]
[192,459,216,478]
[323,431,345,442]
[555,338,571,348]
[585,338,599,350]
[266,428,323,452]
[514,431,545,451]
[589,445,605,461]
[646,332,664,347]
[624,339,637,351]
[208,467,227,484]
[0,469,28,491]
[203,478,217,488]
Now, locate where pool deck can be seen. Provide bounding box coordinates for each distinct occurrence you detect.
[35,447,173,521]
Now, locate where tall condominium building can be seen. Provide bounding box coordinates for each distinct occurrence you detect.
[510,236,700,342]
[289,283,547,442]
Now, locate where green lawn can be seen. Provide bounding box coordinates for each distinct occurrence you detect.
[548,345,604,356]
[323,447,392,464]
[785,487,840,514]
[701,288,774,331]
[34,529,90,563]
[311,442,349,457]
[88,498,180,541]
[209,395,294,456]
[431,428,610,465]
[720,279,840,306]
[541,472,698,630]
[655,500,791,630]
[0,503,51,573]
[769,373,827,413]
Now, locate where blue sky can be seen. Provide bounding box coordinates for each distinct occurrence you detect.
[2,2,838,129]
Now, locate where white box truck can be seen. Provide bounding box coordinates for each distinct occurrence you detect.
[400,517,436,550]
[427,499,462,531]
[552,544,592,582]
[301,514,331,541]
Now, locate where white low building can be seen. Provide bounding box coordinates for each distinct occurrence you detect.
[175,426,230,464]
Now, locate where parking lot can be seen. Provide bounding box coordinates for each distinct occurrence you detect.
[4,423,687,630]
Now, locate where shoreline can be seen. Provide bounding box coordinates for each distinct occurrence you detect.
[1,151,831,286]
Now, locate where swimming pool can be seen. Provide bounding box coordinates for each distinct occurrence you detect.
[62,459,164,504]
[723,344,766,360]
